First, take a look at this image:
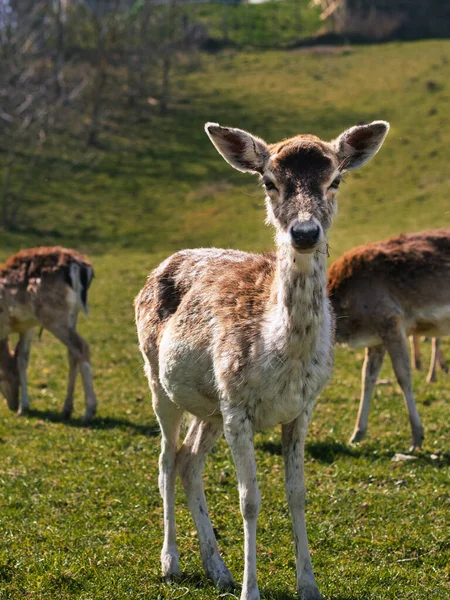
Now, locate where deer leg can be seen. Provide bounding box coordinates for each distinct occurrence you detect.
[350,344,385,444]
[410,335,422,371]
[16,329,34,416]
[384,326,424,451]
[62,350,79,420]
[437,340,449,374]
[152,382,184,581]
[39,320,97,424]
[224,414,260,600]
[282,412,322,600]
[426,337,439,383]
[177,418,235,590]
[63,313,79,420]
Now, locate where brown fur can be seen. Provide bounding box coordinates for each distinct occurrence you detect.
[0,246,92,286]
[327,229,450,449]
[327,229,450,296]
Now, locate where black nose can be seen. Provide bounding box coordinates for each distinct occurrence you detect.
[289,221,321,250]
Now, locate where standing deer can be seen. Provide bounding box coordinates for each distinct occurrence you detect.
[0,246,97,423]
[327,229,450,451]
[135,120,389,600]
[410,336,448,383]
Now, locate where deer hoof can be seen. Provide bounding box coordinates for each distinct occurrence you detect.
[81,410,96,426]
[205,557,235,590]
[350,428,366,444]
[62,408,73,421]
[298,586,323,600]
[161,550,181,581]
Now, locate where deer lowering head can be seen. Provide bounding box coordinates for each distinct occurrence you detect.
[135,120,389,600]
[0,246,97,424]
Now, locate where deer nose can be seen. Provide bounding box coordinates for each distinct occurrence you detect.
[289,220,321,251]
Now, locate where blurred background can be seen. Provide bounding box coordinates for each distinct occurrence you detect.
[1,0,449,256]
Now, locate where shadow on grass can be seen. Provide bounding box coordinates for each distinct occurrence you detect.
[25,408,160,436]
[257,438,450,467]
[256,439,369,462]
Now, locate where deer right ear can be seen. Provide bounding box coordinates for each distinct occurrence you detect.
[205,123,270,174]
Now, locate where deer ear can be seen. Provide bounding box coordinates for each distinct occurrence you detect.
[205,123,270,174]
[335,121,390,171]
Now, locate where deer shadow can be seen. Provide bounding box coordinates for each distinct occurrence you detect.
[24,408,159,436]
[257,438,450,467]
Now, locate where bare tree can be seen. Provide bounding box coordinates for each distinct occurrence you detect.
[0,0,87,229]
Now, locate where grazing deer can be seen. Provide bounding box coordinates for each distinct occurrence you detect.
[135,120,389,600]
[410,336,448,383]
[0,246,97,423]
[327,229,450,451]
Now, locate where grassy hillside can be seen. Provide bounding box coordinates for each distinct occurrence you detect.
[0,41,449,599]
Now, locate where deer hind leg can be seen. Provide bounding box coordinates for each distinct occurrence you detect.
[383,323,424,450]
[15,329,34,416]
[426,338,447,383]
[437,339,449,375]
[282,412,322,600]
[177,417,235,590]
[40,319,96,424]
[410,336,422,371]
[224,413,260,600]
[63,313,79,420]
[151,380,184,580]
[350,344,386,444]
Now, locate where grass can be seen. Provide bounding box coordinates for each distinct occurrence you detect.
[1,40,450,599]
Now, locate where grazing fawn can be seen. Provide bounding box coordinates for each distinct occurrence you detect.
[410,336,448,383]
[135,120,389,600]
[327,229,450,450]
[0,246,97,423]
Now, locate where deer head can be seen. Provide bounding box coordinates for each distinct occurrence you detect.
[205,121,389,255]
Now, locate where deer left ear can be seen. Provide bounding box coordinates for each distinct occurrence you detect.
[205,123,270,174]
[335,121,390,171]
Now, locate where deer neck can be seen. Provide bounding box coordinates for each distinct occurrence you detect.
[264,241,328,359]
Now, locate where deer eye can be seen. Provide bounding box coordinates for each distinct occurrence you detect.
[264,180,277,192]
[329,178,340,190]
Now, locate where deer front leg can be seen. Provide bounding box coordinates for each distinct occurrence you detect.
[282,413,322,600]
[350,344,386,444]
[224,414,260,600]
[16,330,34,416]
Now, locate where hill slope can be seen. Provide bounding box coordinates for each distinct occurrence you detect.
[0,41,449,600]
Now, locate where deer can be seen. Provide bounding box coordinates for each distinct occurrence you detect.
[135,119,389,600]
[327,229,450,451]
[0,246,97,424]
[410,335,448,383]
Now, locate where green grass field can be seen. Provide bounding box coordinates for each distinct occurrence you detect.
[1,40,450,599]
